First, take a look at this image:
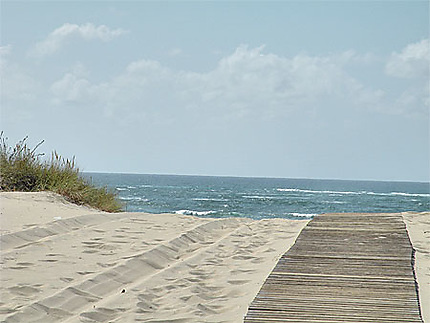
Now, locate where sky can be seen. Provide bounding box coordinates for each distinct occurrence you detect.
[1,1,429,182]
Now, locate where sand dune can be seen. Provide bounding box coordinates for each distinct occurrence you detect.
[0,192,309,322]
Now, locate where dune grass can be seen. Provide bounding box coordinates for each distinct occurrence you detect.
[0,133,122,212]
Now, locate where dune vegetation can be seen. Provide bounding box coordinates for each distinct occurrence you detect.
[0,132,122,212]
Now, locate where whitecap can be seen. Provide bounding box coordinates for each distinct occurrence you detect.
[175,210,216,216]
[287,212,318,218]
[390,192,430,197]
[243,195,277,199]
[278,188,429,198]
[277,188,361,195]
[364,191,429,197]
[119,196,149,202]
[321,200,346,204]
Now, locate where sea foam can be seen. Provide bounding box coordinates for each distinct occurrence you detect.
[277,188,360,195]
[175,210,216,216]
[287,213,317,218]
[277,188,430,197]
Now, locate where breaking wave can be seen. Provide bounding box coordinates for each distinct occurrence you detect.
[175,210,216,216]
[277,188,429,197]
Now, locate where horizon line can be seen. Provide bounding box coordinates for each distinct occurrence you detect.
[82,171,430,185]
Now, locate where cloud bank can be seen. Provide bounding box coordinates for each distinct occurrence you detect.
[2,33,428,180]
[42,45,428,128]
[5,38,428,126]
[48,45,387,123]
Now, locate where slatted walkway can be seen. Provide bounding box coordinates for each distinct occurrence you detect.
[244,213,423,323]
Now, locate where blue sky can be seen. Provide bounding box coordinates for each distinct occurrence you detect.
[1,1,429,181]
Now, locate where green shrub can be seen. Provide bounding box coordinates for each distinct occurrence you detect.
[0,132,122,212]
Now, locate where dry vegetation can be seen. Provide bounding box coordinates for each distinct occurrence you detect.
[0,132,122,212]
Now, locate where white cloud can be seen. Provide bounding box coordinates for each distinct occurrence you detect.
[50,63,93,104]
[3,42,428,179]
[176,45,379,118]
[385,39,429,78]
[46,45,384,123]
[17,44,425,129]
[383,39,429,116]
[29,23,127,57]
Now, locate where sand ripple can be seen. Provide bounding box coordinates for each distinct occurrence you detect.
[0,193,308,322]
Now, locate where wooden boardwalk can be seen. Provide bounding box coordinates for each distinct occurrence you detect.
[244,213,423,323]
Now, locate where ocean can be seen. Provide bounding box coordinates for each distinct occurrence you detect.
[84,173,429,220]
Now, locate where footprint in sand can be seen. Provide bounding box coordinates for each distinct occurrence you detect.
[263,247,277,252]
[8,265,31,270]
[136,300,159,312]
[77,271,95,275]
[230,268,256,275]
[227,279,251,285]
[112,234,127,238]
[138,292,159,303]
[9,285,41,296]
[189,269,214,277]
[82,241,104,248]
[196,303,220,315]
[185,277,203,283]
[97,262,118,268]
[251,258,265,264]
[80,307,119,322]
[15,262,34,267]
[38,259,58,262]
[232,255,257,261]
[22,223,38,229]
[45,253,63,257]
[203,259,222,266]
[83,249,99,254]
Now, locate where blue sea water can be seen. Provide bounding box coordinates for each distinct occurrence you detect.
[84,173,429,220]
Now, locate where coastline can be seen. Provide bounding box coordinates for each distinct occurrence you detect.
[0,192,428,322]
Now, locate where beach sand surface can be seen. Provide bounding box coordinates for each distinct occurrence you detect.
[0,192,309,322]
[402,211,430,323]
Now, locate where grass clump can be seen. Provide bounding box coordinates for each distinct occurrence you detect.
[0,132,122,212]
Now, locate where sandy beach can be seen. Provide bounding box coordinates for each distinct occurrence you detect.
[402,211,430,322]
[0,192,310,322]
[1,192,428,322]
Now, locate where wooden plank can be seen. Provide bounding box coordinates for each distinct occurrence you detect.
[243,213,423,323]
